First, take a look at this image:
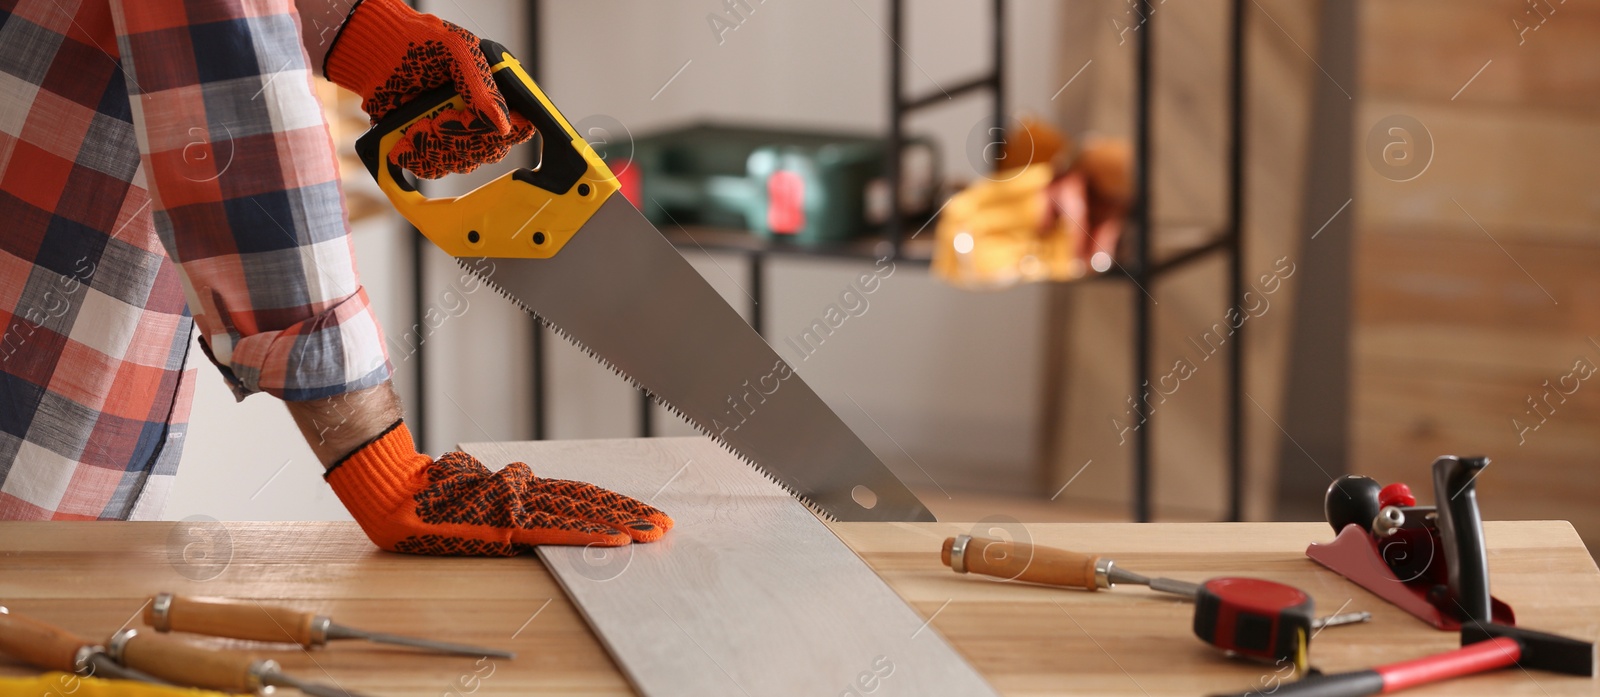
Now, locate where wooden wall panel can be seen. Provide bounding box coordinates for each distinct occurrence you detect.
[1357,100,1600,247]
[1353,230,1600,548]
[1361,0,1600,111]
[1352,0,1600,550]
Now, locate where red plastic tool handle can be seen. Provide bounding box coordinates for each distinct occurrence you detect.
[1378,636,1522,692]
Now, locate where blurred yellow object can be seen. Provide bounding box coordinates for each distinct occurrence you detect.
[1001,116,1070,169]
[933,163,1081,289]
[934,127,1132,290]
[0,673,227,697]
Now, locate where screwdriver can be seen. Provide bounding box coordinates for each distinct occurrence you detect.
[146,592,513,659]
[108,627,375,697]
[940,535,1370,670]
[0,606,170,685]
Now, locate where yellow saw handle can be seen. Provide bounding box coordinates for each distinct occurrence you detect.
[354,40,619,260]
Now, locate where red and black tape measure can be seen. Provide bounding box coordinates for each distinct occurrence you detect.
[1193,577,1314,669]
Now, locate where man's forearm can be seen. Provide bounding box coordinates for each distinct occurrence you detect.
[285,381,407,467]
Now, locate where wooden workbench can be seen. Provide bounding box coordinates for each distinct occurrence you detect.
[2,520,1597,696]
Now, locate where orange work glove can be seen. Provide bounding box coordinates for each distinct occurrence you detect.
[324,0,534,179]
[326,422,673,556]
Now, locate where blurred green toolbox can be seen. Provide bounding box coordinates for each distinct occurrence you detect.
[605,123,938,246]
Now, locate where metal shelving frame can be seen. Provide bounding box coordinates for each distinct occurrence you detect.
[1121,0,1248,521]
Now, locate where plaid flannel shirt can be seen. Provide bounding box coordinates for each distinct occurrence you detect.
[0,0,390,520]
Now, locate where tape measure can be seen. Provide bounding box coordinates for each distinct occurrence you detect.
[1193,577,1314,672]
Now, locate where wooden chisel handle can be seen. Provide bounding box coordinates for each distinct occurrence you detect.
[940,535,1106,590]
[147,593,324,647]
[0,606,89,672]
[109,628,272,694]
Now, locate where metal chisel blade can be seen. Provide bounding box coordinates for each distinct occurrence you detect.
[333,626,514,659]
[86,654,172,686]
[466,196,935,522]
[265,672,378,697]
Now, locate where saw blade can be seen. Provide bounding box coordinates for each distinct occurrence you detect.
[462,195,935,522]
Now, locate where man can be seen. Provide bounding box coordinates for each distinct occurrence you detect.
[0,0,672,554]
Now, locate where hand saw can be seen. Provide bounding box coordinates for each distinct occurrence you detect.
[355,41,935,523]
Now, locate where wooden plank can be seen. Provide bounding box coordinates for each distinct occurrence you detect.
[462,437,998,697]
[3,519,1598,695]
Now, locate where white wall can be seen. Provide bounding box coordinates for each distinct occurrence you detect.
[166,0,1062,520]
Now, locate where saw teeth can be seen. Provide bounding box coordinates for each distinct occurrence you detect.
[458,259,838,522]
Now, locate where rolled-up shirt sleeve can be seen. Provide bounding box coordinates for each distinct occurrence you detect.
[114,0,391,401]
[292,0,359,77]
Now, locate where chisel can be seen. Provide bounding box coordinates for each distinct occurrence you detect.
[940,535,1370,669]
[107,627,375,697]
[0,606,170,685]
[145,592,513,659]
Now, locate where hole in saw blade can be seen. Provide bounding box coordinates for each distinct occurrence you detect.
[851,485,878,509]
